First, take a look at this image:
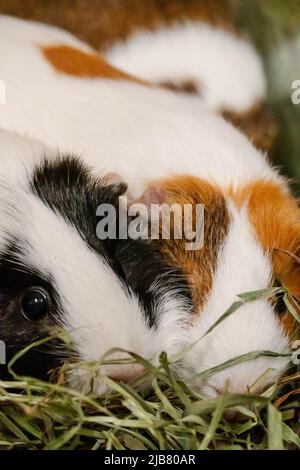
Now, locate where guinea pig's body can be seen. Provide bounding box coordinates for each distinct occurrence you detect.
[0,16,279,197]
[0,16,298,396]
[0,2,277,150]
[0,0,233,51]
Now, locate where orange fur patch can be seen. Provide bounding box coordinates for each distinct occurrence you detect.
[141,176,230,311]
[42,44,146,83]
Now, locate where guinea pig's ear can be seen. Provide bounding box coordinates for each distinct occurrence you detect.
[102,172,129,205]
[137,183,170,206]
[103,172,126,187]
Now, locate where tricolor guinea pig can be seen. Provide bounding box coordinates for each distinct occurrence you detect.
[0,1,277,151]
[123,175,300,397]
[0,16,297,396]
[0,129,191,392]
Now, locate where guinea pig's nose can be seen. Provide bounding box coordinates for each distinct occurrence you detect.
[108,364,145,383]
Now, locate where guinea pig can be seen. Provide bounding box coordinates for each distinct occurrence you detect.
[0,3,277,151]
[0,15,280,197]
[126,175,300,398]
[0,16,297,395]
[0,129,192,392]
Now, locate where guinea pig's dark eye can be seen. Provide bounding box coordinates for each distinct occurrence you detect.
[20,287,51,321]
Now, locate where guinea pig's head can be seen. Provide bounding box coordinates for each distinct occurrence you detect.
[0,131,191,393]
[138,175,300,398]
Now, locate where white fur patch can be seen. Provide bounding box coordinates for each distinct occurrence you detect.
[106,21,266,113]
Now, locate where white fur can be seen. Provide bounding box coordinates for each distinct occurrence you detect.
[181,204,290,396]
[106,22,266,113]
[0,16,291,396]
[0,15,279,201]
[0,15,93,51]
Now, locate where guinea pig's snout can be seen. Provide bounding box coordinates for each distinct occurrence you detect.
[206,382,264,399]
[107,363,145,384]
[69,362,146,395]
[203,381,267,421]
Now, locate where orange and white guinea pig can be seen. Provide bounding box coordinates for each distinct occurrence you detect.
[0,16,297,397]
[0,1,277,150]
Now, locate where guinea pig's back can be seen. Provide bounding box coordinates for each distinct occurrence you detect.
[0,15,279,198]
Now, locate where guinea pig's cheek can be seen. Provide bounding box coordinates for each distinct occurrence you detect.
[66,358,146,395]
[181,298,291,397]
[191,354,289,399]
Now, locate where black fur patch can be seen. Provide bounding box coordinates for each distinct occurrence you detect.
[113,238,193,328]
[31,156,127,277]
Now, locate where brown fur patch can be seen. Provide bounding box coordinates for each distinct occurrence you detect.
[41,44,145,82]
[0,0,235,51]
[141,176,230,311]
[158,79,200,95]
[230,180,300,336]
[222,102,279,152]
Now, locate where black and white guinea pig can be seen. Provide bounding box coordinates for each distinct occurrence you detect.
[0,129,191,392]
